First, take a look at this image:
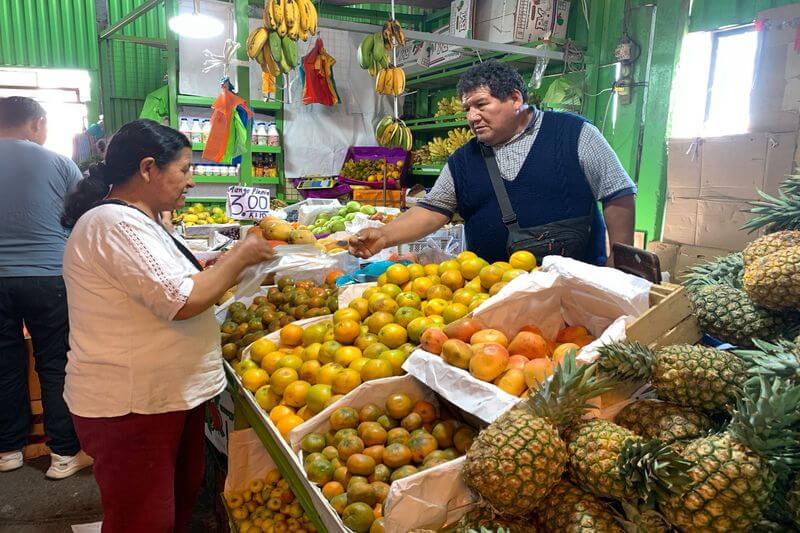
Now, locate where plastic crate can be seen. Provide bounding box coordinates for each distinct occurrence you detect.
[352,188,404,208]
[400,224,465,256]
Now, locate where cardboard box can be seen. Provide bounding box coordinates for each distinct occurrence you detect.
[646,241,680,278]
[674,244,731,282]
[663,197,699,245]
[764,131,797,195]
[695,199,760,250]
[26,338,40,402]
[475,0,569,44]
[449,0,474,38]
[667,138,702,197]
[426,26,464,68]
[700,134,766,201]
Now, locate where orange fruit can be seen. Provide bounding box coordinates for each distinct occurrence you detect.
[502,268,526,282]
[269,405,296,424]
[317,362,343,386]
[360,358,394,381]
[277,354,303,371]
[349,357,370,374]
[334,307,362,324]
[368,293,398,315]
[249,338,278,364]
[362,342,389,359]
[379,283,402,299]
[334,319,361,345]
[377,273,387,286]
[335,345,363,367]
[260,351,283,374]
[382,443,412,468]
[378,349,407,376]
[255,385,280,411]
[280,324,304,346]
[460,257,488,280]
[509,250,537,272]
[412,401,437,423]
[283,380,311,407]
[378,323,407,349]
[303,342,322,361]
[332,368,362,395]
[426,284,453,301]
[556,326,591,343]
[409,277,434,298]
[241,368,269,392]
[424,298,448,317]
[276,414,304,437]
[479,265,504,290]
[322,481,345,501]
[457,251,477,262]
[342,502,375,533]
[423,264,439,277]
[326,269,345,285]
[385,264,410,286]
[331,406,360,430]
[337,434,365,460]
[453,426,476,453]
[441,303,469,324]
[440,270,464,291]
[365,311,394,335]
[406,317,434,343]
[492,261,512,271]
[437,260,460,275]
[270,367,299,395]
[395,291,422,309]
[553,343,581,363]
[408,433,438,463]
[406,264,425,279]
[306,383,333,413]
[385,393,413,419]
[394,306,423,328]
[348,297,370,320]
[489,281,508,296]
[465,277,484,294]
[452,288,476,306]
[347,453,377,476]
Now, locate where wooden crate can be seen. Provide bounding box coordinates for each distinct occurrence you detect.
[625,282,701,349]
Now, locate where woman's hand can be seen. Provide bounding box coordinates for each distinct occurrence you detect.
[230,233,276,267]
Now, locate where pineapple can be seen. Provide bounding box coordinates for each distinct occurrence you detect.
[597,342,746,414]
[614,399,714,444]
[743,244,800,310]
[682,252,743,290]
[688,284,785,347]
[452,506,535,533]
[734,338,800,385]
[659,376,800,532]
[742,230,800,267]
[462,354,614,517]
[616,501,671,533]
[789,475,800,527]
[565,420,691,501]
[532,479,622,533]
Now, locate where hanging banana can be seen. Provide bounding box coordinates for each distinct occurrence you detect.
[246,27,269,59]
[265,0,277,29]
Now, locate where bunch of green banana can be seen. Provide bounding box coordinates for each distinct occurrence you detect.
[375,115,413,151]
[261,31,298,74]
[375,67,406,96]
[382,19,406,47]
[427,137,449,161]
[357,32,389,76]
[264,0,317,41]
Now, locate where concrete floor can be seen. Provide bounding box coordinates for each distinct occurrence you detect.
[0,449,223,533]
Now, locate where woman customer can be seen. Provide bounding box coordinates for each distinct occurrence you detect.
[61,119,274,532]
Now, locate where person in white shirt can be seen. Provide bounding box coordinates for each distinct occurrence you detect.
[60,119,274,532]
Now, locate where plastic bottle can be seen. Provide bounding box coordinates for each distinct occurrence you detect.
[267,123,280,147]
[201,119,211,143]
[255,122,268,146]
[190,119,203,144]
[179,117,191,140]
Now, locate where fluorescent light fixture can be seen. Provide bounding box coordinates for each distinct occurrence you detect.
[168,0,224,39]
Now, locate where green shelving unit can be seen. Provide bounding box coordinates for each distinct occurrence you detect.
[405,115,468,132]
[193,175,240,184]
[410,164,444,176]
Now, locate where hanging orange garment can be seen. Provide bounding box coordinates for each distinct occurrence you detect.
[203,82,253,162]
[302,39,336,106]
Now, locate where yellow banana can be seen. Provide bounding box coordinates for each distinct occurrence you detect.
[246,27,269,59]
[265,0,276,29]
[393,67,405,95]
[309,2,318,34]
[263,46,280,77]
[297,0,309,31]
[299,27,309,41]
[285,0,296,30]
[384,68,394,95]
[288,19,300,40]
[273,0,284,25]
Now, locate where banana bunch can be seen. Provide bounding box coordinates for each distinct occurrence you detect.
[434,96,465,117]
[411,146,432,166]
[358,32,389,76]
[444,127,474,153]
[428,137,449,161]
[382,19,406,47]
[375,115,413,151]
[264,0,317,41]
[375,67,406,96]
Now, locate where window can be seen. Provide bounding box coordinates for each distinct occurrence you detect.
[0,68,91,158]
[669,25,759,138]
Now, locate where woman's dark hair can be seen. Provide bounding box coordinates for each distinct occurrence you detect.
[61,119,190,228]
[456,60,528,103]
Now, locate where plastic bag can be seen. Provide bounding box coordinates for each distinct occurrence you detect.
[415,233,463,264]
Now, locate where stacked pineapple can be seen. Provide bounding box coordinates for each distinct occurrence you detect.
[453,340,800,532]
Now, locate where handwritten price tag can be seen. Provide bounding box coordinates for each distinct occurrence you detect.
[226,186,271,221]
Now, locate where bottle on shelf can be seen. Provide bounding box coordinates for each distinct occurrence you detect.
[255,122,268,146]
[201,119,211,143]
[190,119,203,144]
[179,117,191,140]
[267,123,280,147]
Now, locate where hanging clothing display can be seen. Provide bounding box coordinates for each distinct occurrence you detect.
[300,38,340,106]
[203,80,253,164]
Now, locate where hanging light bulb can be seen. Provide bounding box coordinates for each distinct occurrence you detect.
[168,0,224,39]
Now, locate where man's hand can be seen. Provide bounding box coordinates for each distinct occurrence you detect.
[348,228,387,259]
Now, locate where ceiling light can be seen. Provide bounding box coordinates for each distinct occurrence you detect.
[168,0,224,39]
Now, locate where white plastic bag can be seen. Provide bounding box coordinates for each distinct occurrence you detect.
[225,428,277,493]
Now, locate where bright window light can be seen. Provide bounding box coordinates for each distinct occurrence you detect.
[669,27,758,138]
[169,0,224,39]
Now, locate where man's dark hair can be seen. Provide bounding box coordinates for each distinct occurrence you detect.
[457,61,528,103]
[0,96,46,128]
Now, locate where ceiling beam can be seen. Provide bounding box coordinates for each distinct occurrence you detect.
[100,0,163,40]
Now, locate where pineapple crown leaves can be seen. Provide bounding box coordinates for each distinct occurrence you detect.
[682,252,744,293]
[519,350,617,429]
[743,188,800,234]
[616,438,693,505]
[728,375,800,474]
[735,339,800,384]
[595,342,655,385]
[614,500,671,533]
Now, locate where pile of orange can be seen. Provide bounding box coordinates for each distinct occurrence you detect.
[223,469,314,533]
[300,393,477,533]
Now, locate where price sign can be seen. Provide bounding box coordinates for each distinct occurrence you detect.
[226,185,271,221]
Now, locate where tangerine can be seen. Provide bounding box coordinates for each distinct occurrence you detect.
[412,401,437,423]
[342,502,376,533]
[299,359,322,384]
[395,291,422,309]
[379,283,402,299]
[410,277,434,298]
[349,298,370,320]
[385,264,410,286]
[346,453,376,476]
[378,323,407,349]
[394,306,422,328]
[334,319,361,345]
[242,368,269,392]
[332,368,362,395]
[283,380,310,407]
[441,303,469,324]
[334,307,362,324]
[354,333,379,351]
[385,393,413,419]
[509,250,537,272]
[330,406,359,430]
[360,358,394,381]
[269,367,298,395]
[337,435,365,461]
[382,443,412,468]
[269,405,295,424]
[306,384,332,413]
[365,311,394,334]
[440,270,465,291]
[276,414,305,437]
[280,324,304,346]
[319,341,342,364]
[322,481,345,501]
[317,362,344,386]
[335,345,363,367]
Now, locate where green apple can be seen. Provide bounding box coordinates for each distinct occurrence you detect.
[331,220,346,232]
[346,201,361,213]
[344,213,357,222]
[337,207,348,217]
[359,205,377,215]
